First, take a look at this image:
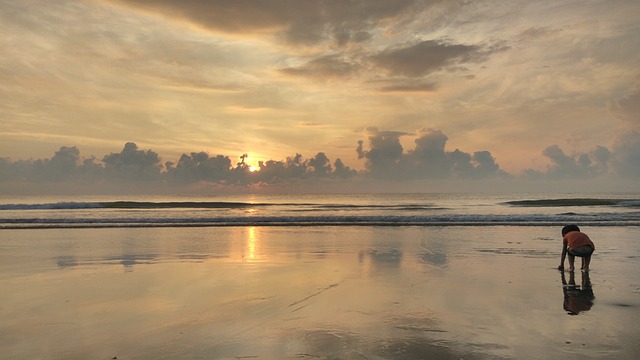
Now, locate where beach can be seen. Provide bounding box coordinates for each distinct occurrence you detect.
[1,225,638,359]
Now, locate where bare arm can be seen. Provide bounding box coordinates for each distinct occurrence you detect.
[558,245,567,271]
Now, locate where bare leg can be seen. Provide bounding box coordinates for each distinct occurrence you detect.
[568,254,575,271]
[583,256,591,272]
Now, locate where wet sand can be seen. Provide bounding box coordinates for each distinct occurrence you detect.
[1,226,639,359]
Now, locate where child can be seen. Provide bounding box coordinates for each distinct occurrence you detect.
[558,225,595,272]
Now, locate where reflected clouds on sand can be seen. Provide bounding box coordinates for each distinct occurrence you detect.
[4,226,639,359]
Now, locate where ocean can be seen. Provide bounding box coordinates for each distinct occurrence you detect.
[1,192,639,229]
[1,192,640,359]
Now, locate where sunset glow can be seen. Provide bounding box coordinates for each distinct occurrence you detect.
[0,0,638,193]
[0,3,639,356]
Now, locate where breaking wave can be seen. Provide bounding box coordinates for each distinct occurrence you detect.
[2,196,639,229]
[504,198,640,207]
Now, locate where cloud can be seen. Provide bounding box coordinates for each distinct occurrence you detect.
[0,141,359,191]
[109,145,359,186]
[105,0,439,47]
[521,130,640,181]
[609,84,640,126]
[524,143,612,180]
[165,152,234,184]
[357,127,508,180]
[254,152,356,184]
[370,40,484,77]
[407,128,451,177]
[42,146,82,181]
[102,1,503,90]
[307,152,332,176]
[255,154,307,184]
[356,127,407,175]
[0,146,104,184]
[3,129,640,194]
[279,55,362,80]
[375,80,438,93]
[612,131,640,178]
[332,158,357,179]
[102,142,163,181]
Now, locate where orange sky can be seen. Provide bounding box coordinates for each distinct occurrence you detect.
[1,0,639,192]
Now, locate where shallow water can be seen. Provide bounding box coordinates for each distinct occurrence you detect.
[2,193,640,228]
[1,226,639,359]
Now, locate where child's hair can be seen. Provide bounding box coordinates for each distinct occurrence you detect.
[562,224,580,236]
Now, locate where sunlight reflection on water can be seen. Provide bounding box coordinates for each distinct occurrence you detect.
[0,226,638,359]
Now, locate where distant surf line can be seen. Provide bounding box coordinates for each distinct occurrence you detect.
[0,201,446,211]
[3,220,639,230]
[504,198,640,207]
[2,197,639,211]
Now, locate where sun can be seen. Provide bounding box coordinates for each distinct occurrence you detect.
[239,154,261,172]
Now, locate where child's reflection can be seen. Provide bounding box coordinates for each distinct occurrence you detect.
[561,270,595,315]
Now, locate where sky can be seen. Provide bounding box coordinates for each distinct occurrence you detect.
[1,0,639,194]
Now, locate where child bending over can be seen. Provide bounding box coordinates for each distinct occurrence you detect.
[558,225,595,272]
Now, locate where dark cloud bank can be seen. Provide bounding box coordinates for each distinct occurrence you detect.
[107,0,444,47]
[2,129,639,194]
[106,0,502,91]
